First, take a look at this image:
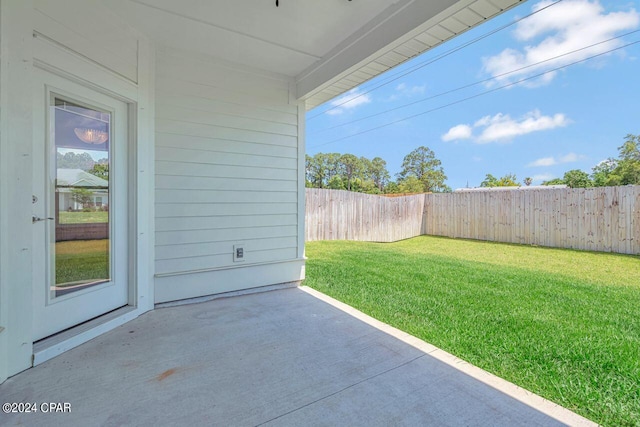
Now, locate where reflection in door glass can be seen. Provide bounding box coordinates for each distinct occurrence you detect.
[53,98,110,298]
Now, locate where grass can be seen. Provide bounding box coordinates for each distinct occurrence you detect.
[304,236,640,426]
[59,211,108,224]
[55,239,109,285]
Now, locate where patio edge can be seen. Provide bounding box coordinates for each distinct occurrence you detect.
[300,286,598,427]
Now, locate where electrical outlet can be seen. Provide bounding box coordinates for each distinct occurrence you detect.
[233,244,245,262]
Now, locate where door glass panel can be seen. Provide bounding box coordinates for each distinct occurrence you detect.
[52,98,111,298]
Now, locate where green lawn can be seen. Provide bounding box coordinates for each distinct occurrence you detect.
[59,211,108,224]
[304,236,640,427]
[55,239,109,285]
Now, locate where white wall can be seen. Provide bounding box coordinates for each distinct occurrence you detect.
[1,0,307,381]
[0,0,35,384]
[154,48,304,303]
[0,0,154,382]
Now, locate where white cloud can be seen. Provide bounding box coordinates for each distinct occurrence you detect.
[475,110,570,143]
[396,82,426,96]
[532,173,556,182]
[558,152,580,163]
[529,156,557,167]
[442,110,570,143]
[326,88,372,115]
[442,124,473,142]
[527,152,584,167]
[388,83,427,101]
[482,0,640,86]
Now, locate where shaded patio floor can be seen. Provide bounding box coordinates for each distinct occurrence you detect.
[0,287,594,426]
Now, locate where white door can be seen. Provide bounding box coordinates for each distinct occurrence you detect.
[32,68,129,341]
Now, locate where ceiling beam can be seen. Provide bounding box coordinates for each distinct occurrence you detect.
[296,0,468,100]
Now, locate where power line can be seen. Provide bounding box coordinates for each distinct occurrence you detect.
[309,40,640,149]
[307,0,564,120]
[310,29,640,135]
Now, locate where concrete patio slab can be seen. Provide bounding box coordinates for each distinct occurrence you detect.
[0,287,595,426]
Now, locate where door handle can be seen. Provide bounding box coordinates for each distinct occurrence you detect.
[32,216,54,223]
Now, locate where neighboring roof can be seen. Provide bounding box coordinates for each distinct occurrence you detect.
[57,169,109,188]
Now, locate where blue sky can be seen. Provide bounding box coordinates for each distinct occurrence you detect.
[305,0,640,190]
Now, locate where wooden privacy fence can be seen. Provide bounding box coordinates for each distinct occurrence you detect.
[305,188,425,242]
[56,223,108,241]
[424,186,639,254]
[305,186,640,254]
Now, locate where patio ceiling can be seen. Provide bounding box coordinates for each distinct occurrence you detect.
[105,0,523,108]
[106,0,397,76]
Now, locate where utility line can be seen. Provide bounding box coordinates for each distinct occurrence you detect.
[309,40,640,149]
[307,0,564,120]
[310,29,640,135]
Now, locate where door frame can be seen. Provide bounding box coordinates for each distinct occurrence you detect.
[0,2,155,383]
[32,72,131,341]
[29,38,156,365]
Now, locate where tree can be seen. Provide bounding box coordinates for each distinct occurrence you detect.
[480,174,499,187]
[325,153,343,184]
[327,175,345,190]
[562,169,593,188]
[305,152,391,193]
[591,158,618,187]
[305,153,328,188]
[369,157,390,192]
[339,154,361,191]
[71,188,93,208]
[542,178,565,186]
[305,154,315,187]
[384,181,400,194]
[397,146,450,193]
[350,177,379,194]
[524,177,533,186]
[608,159,640,185]
[358,157,372,182]
[542,170,593,188]
[589,134,640,187]
[397,176,424,194]
[608,134,640,185]
[480,173,519,187]
[498,173,519,187]
[57,151,95,170]
[618,134,640,162]
[88,163,109,180]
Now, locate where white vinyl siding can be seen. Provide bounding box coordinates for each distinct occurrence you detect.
[155,48,299,278]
